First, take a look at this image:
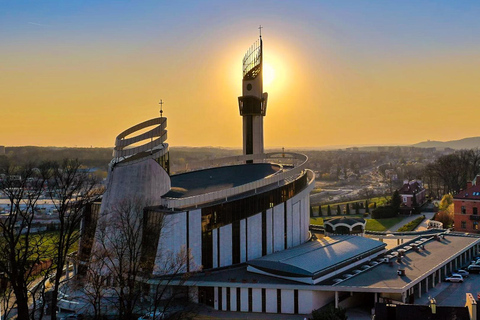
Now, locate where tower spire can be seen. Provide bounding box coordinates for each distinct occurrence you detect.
[159,99,164,118]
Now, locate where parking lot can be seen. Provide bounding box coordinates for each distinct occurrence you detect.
[417,268,480,306]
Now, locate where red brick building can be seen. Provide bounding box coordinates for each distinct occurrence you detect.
[398,180,426,208]
[454,176,480,233]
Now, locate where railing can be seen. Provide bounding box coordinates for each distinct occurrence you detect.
[162,153,311,209]
[242,39,262,79]
[470,215,480,221]
[113,117,167,160]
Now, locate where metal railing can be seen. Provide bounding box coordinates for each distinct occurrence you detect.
[162,153,311,209]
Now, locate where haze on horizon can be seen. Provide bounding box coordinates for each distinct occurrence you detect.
[2,1,480,149]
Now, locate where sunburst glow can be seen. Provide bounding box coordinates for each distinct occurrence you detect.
[263,62,276,87]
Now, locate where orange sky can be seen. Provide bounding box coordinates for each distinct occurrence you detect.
[2,1,480,149]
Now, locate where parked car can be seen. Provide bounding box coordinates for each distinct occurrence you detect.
[455,269,469,278]
[467,265,480,273]
[445,274,464,283]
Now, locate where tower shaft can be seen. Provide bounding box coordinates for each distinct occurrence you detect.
[238,37,268,162]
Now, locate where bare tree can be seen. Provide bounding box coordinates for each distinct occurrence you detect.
[45,159,101,320]
[93,198,146,320]
[0,161,53,319]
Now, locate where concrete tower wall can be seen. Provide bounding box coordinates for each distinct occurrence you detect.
[99,158,171,214]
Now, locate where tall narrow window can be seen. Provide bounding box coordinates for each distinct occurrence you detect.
[262,288,266,313]
[218,287,222,311]
[462,206,466,214]
[248,288,253,312]
[474,207,478,215]
[277,289,282,313]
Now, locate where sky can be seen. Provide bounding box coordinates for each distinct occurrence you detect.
[1,1,480,149]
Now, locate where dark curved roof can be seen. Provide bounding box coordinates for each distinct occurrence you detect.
[324,217,366,226]
[164,163,281,198]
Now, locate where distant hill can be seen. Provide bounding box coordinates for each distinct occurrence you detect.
[413,137,480,150]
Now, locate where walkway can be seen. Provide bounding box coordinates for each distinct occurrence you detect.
[387,210,436,232]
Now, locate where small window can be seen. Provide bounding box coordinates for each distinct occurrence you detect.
[474,207,478,215]
[461,221,467,229]
[462,206,466,214]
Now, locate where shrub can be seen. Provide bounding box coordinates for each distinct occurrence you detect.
[371,206,397,219]
[310,305,347,320]
[397,215,425,232]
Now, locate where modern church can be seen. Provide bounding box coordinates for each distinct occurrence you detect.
[72,35,480,316]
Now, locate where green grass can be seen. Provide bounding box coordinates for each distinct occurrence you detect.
[365,217,405,231]
[311,215,407,232]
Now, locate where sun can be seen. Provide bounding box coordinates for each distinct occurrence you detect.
[263,62,276,87]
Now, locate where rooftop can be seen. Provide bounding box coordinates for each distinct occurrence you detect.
[164,163,281,198]
[333,233,479,291]
[248,235,385,281]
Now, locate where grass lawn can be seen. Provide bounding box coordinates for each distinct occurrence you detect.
[365,217,405,231]
[310,215,407,232]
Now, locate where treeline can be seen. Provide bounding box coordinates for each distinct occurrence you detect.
[424,149,480,197]
[1,146,242,172]
[2,146,112,169]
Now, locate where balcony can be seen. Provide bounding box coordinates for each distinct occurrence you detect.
[470,215,480,221]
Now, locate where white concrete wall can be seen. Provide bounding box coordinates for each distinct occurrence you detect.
[302,194,309,242]
[220,224,232,267]
[212,228,218,268]
[298,290,314,314]
[252,289,262,312]
[214,286,218,309]
[273,203,285,252]
[247,213,262,260]
[286,199,293,248]
[230,288,237,312]
[266,208,273,255]
[240,288,249,312]
[153,212,187,275]
[312,291,335,311]
[188,209,202,271]
[292,201,301,247]
[265,289,277,313]
[222,287,227,311]
[281,289,295,314]
[240,219,247,263]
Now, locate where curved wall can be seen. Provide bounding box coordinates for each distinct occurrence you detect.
[152,170,315,275]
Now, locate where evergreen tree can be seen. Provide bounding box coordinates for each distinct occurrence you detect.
[327,205,332,216]
[346,203,350,215]
[336,205,341,215]
[392,190,402,213]
[318,205,323,216]
[365,200,370,214]
[355,202,360,215]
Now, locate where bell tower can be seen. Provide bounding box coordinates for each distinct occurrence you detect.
[238,28,268,163]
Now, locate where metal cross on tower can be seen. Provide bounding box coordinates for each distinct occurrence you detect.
[259,25,263,38]
[159,99,164,118]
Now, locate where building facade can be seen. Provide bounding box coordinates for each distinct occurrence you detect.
[454,176,480,233]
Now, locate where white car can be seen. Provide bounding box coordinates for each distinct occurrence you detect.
[445,274,464,283]
[455,269,469,278]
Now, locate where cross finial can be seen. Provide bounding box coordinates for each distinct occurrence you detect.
[159,99,164,118]
[259,25,263,38]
